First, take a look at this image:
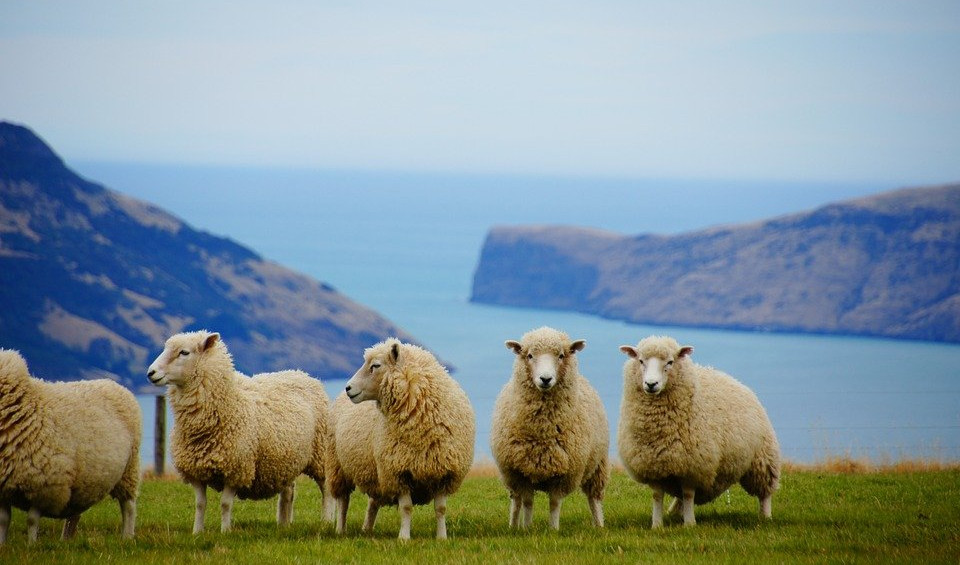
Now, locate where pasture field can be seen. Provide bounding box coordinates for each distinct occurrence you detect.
[1,466,958,564]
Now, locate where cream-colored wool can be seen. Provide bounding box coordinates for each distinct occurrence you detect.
[343,338,475,540]
[147,331,330,534]
[617,335,780,528]
[325,391,395,534]
[490,326,609,531]
[0,349,140,544]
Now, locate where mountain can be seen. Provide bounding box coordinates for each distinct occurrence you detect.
[471,184,960,343]
[0,121,417,389]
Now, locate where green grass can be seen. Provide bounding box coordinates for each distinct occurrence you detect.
[2,468,958,564]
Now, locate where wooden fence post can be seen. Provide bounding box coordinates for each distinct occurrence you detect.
[154,394,166,476]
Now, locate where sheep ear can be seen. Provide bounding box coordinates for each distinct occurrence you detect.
[390,341,400,362]
[505,340,522,355]
[679,346,694,358]
[619,345,639,358]
[570,340,586,353]
[202,332,220,352]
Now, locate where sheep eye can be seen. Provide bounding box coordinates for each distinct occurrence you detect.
[370,363,381,372]
[526,354,533,360]
[179,350,189,357]
[638,359,645,366]
[666,360,674,367]
[559,353,565,360]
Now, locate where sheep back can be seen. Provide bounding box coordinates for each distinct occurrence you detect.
[0,351,140,518]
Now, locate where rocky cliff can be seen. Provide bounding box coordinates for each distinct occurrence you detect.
[471,184,960,342]
[0,121,416,389]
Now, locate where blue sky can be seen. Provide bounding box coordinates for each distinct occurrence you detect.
[1,1,958,183]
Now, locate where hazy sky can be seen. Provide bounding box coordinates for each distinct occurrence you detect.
[2,1,959,183]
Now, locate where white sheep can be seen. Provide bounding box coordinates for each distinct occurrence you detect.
[490,326,610,531]
[617,335,781,528]
[325,391,395,534]
[147,330,330,533]
[0,349,140,544]
[343,338,475,540]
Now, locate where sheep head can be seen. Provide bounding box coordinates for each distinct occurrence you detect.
[147,330,221,387]
[619,336,693,396]
[506,326,585,392]
[345,337,401,404]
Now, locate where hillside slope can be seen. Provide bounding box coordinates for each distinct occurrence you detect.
[471,184,960,342]
[0,121,415,388]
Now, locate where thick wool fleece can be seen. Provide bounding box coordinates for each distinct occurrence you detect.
[368,340,475,505]
[0,350,140,520]
[491,327,609,500]
[617,336,780,503]
[326,392,392,504]
[166,333,328,500]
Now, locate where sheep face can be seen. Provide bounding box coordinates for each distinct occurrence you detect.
[345,339,399,404]
[148,331,221,387]
[619,339,693,396]
[505,333,585,392]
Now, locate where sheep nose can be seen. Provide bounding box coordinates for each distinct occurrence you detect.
[539,376,553,386]
[345,384,352,393]
[147,369,155,377]
[644,382,657,393]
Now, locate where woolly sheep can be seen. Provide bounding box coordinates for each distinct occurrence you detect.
[490,326,610,530]
[0,349,140,544]
[147,330,330,533]
[343,338,475,540]
[325,391,395,534]
[617,335,781,528]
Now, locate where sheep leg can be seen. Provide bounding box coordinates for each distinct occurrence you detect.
[760,494,773,520]
[0,504,9,544]
[120,497,136,538]
[681,487,696,526]
[191,481,207,534]
[548,492,563,530]
[508,494,521,528]
[588,496,604,528]
[434,494,448,540]
[277,483,295,526]
[220,485,237,533]
[398,492,413,541]
[26,507,41,543]
[321,484,336,523]
[651,488,665,529]
[521,492,534,529]
[62,515,80,540]
[362,498,380,532]
[335,496,350,534]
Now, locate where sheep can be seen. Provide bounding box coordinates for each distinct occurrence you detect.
[617,335,781,528]
[490,326,610,531]
[343,338,475,540]
[325,391,395,534]
[147,330,330,534]
[0,349,140,544]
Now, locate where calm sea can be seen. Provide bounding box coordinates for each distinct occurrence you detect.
[76,162,960,466]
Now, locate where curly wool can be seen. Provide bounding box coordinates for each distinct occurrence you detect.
[617,335,780,505]
[490,327,609,522]
[0,349,140,541]
[163,332,329,500]
[368,340,475,505]
[326,391,391,504]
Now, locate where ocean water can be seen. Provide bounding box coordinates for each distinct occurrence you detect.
[79,162,960,466]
